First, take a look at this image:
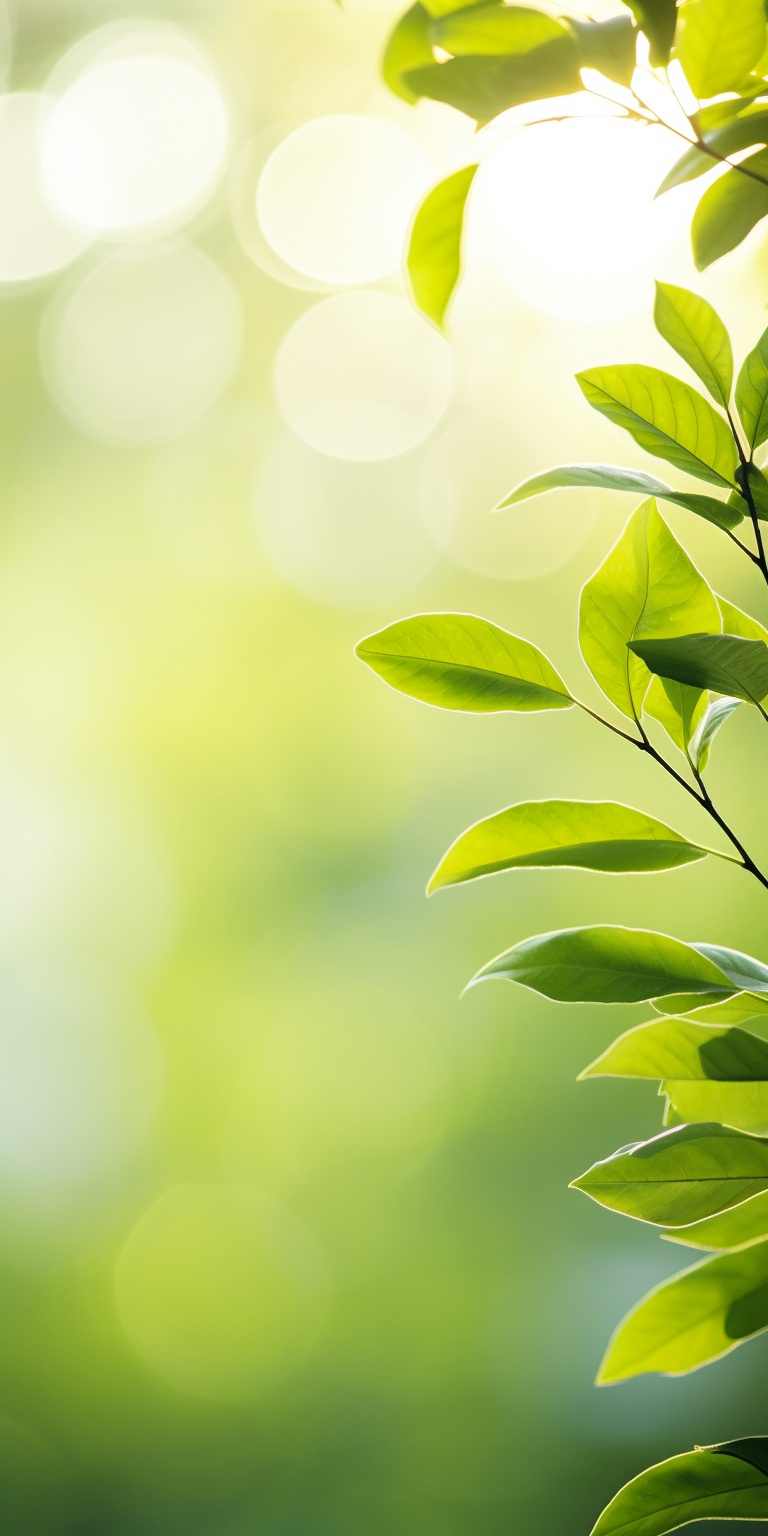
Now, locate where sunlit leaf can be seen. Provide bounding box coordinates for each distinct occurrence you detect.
[716,596,768,698]
[627,632,768,708]
[571,1121,768,1227]
[655,108,768,195]
[576,365,737,487]
[382,3,434,103]
[623,0,677,65]
[736,324,768,449]
[735,460,768,520]
[402,35,581,122]
[429,3,567,56]
[677,0,767,99]
[653,282,732,407]
[589,1440,768,1535]
[579,1016,768,1080]
[663,1078,768,1134]
[692,149,768,270]
[690,695,742,772]
[568,15,636,86]
[495,463,743,531]
[579,499,720,720]
[466,925,738,1005]
[405,164,478,334]
[597,1238,768,1380]
[420,0,492,15]
[652,993,768,1021]
[355,613,574,713]
[663,1187,768,1249]
[427,800,720,893]
[644,675,707,755]
[690,942,768,996]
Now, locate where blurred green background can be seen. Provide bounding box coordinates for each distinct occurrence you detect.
[2,2,768,1533]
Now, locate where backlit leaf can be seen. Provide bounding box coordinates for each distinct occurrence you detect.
[652,993,768,1021]
[690,695,742,772]
[663,1078,768,1133]
[495,463,743,531]
[655,108,768,195]
[716,596,768,697]
[579,1016,768,1080]
[405,164,478,334]
[382,3,434,104]
[571,1122,768,1227]
[427,800,719,894]
[597,1238,768,1380]
[643,674,707,755]
[653,282,732,407]
[576,364,737,487]
[466,925,737,1005]
[589,1440,768,1535]
[663,1188,768,1249]
[568,15,637,86]
[623,0,677,65]
[402,36,582,123]
[627,632,768,708]
[692,149,768,270]
[579,499,720,719]
[429,3,567,56]
[736,325,768,449]
[677,0,767,99]
[355,613,574,712]
[690,942,768,996]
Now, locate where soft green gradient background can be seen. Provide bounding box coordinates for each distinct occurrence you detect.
[2,3,768,1533]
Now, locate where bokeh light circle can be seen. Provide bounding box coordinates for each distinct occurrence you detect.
[41,244,242,445]
[0,971,163,1203]
[0,93,90,282]
[115,1185,328,1398]
[231,127,340,293]
[255,432,440,607]
[274,292,453,461]
[41,28,228,237]
[257,114,433,284]
[419,410,598,579]
[478,118,691,323]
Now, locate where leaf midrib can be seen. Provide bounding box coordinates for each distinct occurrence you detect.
[359,648,571,698]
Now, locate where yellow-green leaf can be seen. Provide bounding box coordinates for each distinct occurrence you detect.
[405,164,478,335]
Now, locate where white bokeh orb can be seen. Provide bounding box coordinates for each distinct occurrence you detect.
[255,432,440,608]
[478,118,694,323]
[0,971,163,1203]
[40,244,242,445]
[257,115,433,285]
[41,28,228,238]
[0,93,90,283]
[274,291,454,461]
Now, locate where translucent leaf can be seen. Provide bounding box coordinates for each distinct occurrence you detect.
[736,324,768,449]
[576,364,738,487]
[402,35,581,123]
[382,3,434,104]
[663,1187,768,1250]
[690,695,742,772]
[405,164,478,334]
[627,632,768,708]
[579,499,721,720]
[427,799,720,893]
[590,1440,768,1535]
[677,0,767,99]
[429,3,567,56]
[597,1238,768,1380]
[643,674,707,755]
[495,463,743,530]
[571,1121,768,1227]
[355,613,574,712]
[655,108,768,195]
[466,925,738,1005]
[663,1078,768,1133]
[623,0,677,66]
[692,148,768,270]
[580,1016,768,1080]
[652,992,768,1020]
[567,15,637,86]
[653,282,732,407]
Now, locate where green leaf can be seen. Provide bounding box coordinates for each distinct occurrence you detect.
[494,463,743,531]
[571,1121,768,1227]
[652,992,768,1020]
[623,0,677,66]
[466,925,738,1005]
[579,499,721,720]
[575,365,738,488]
[643,675,707,755]
[427,800,720,894]
[627,632,768,709]
[567,15,637,86]
[580,1016,768,1080]
[690,942,768,997]
[404,164,478,335]
[735,459,768,520]
[692,148,768,270]
[589,1441,768,1536]
[420,0,492,15]
[715,596,768,699]
[736,324,768,449]
[663,1187,768,1249]
[663,1078,768,1133]
[429,3,567,56]
[597,1238,768,1380]
[653,282,733,407]
[402,35,581,123]
[689,694,742,772]
[382,3,434,104]
[655,108,768,195]
[355,613,574,713]
[677,0,767,99]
